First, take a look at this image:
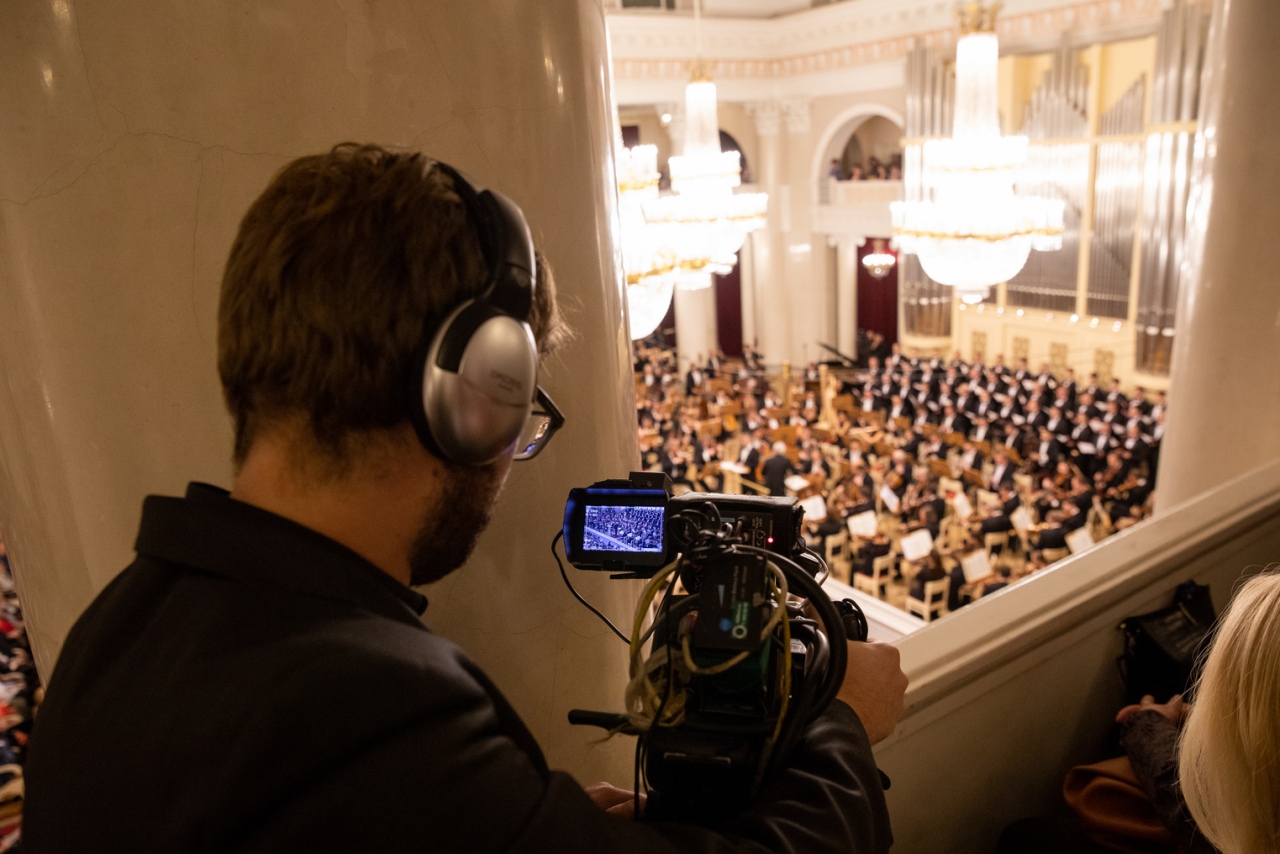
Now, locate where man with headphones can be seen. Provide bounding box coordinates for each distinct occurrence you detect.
[23,144,905,852]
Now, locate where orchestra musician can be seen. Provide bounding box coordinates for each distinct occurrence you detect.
[632,341,1161,619]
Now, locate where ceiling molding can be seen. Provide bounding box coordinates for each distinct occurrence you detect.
[608,0,1166,104]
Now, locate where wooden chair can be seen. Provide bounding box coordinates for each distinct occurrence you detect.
[854,553,895,599]
[983,531,1009,554]
[824,531,852,583]
[905,576,950,623]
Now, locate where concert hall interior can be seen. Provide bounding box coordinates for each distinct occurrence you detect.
[1,0,1279,851]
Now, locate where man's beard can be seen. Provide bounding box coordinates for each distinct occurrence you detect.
[407,461,507,586]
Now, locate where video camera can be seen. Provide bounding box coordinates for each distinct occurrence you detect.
[560,472,868,822]
[562,471,807,577]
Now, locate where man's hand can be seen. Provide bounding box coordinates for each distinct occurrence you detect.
[584,782,646,819]
[836,640,908,744]
[1115,693,1188,726]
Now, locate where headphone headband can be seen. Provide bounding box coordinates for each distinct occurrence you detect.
[408,159,541,466]
[433,162,535,319]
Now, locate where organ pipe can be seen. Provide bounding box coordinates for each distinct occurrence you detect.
[1088,78,1145,319]
[900,38,955,339]
[1136,0,1208,375]
[1007,39,1089,313]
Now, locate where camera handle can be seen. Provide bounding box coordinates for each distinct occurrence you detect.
[834,598,870,643]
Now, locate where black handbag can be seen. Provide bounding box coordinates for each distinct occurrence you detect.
[1116,580,1217,704]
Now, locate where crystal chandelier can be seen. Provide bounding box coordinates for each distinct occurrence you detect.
[616,144,678,340]
[640,1,767,291]
[862,238,897,279]
[890,3,1064,304]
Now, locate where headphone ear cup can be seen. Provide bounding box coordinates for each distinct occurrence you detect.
[418,300,537,466]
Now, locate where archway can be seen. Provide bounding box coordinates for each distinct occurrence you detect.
[809,103,906,189]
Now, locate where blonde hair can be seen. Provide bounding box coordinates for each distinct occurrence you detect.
[1178,571,1280,854]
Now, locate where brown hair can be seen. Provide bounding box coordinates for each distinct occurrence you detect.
[217,143,566,468]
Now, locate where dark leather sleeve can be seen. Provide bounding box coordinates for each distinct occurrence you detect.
[234,690,890,854]
[515,701,890,854]
[1118,710,1216,854]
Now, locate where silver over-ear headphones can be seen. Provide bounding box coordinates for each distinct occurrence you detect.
[409,161,539,466]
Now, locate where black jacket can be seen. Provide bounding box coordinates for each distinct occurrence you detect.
[25,484,891,853]
[761,455,795,497]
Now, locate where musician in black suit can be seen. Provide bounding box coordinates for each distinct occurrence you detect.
[685,362,705,395]
[995,393,1023,424]
[958,441,984,474]
[1083,422,1115,478]
[1075,392,1101,422]
[974,486,1021,535]
[1034,364,1057,391]
[1043,406,1069,441]
[1058,369,1078,408]
[1120,424,1151,469]
[1104,377,1128,411]
[953,384,977,415]
[972,388,997,420]
[908,549,949,616]
[761,441,795,497]
[858,390,884,414]
[1024,399,1047,431]
[1081,373,1101,400]
[705,348,724,377]
[988,449,1015,490]
[939,404,971,439]
[919,433,947,461]
[1033,427,1062,473]
[1012,358,1032,385]
[1002,421,1029,457]
[970,414,996,445]
[1033,500,1087,550]
[886,394,915,423]
[899,428,922,459]
[737,433,763,477]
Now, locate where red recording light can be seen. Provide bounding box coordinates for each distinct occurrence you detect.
[766,537,774,544]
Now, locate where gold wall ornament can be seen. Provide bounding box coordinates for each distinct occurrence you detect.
[688,58,714,83]
[1094,348,1116,384]
[1049,342,1070,378]
[957,2,1002,35]
[971,331,989,361]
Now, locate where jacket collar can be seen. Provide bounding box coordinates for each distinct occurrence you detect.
[135,483,428,625]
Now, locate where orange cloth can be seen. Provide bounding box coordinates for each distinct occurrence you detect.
[1063,755,1178,854]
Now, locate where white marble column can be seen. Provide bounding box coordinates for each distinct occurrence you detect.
[781,98,819,367]
[0,0,638,784]
[746,100,791,365]
[674,285,718,372]
[835,237,862,357]
[1156,0,1280,511]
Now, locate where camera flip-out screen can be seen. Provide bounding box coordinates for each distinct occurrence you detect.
[564,486,670,571]
[584,505,665,553]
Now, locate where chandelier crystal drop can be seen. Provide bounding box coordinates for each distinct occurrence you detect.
[890,8,1064,303]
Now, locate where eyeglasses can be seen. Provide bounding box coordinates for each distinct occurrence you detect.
[513,386,564,461]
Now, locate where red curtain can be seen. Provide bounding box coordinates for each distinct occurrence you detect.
[856,240,899,348]
[714,260,744,357]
